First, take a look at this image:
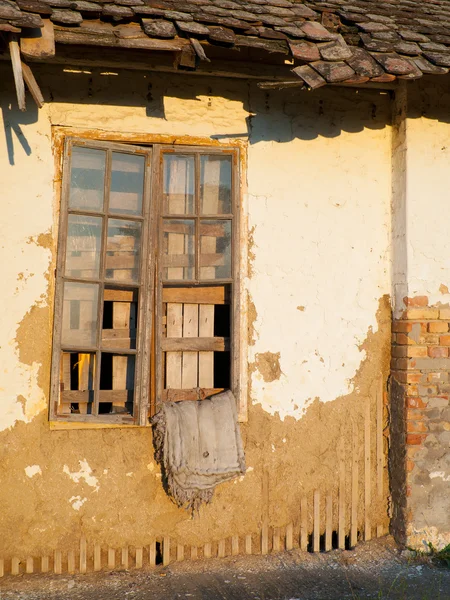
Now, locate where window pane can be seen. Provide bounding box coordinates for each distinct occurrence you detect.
[59,352,95,415]
[199,220,232,280]
[99,353,135,415]
[65,214,102,279]
[69,146,106,211]
[163,155,195,215]
[61,282,99,347]
[105,219,142,283]
[200,155,232,215]
[110,152,145,216]
[162,219,195,280]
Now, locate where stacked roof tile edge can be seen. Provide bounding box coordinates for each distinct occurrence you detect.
[2,0,450,86]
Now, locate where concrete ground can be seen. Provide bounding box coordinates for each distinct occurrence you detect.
[0,537,449,600]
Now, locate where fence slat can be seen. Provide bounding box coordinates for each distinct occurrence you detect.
[135,547,143,569]
[80,538,87,574]
[325,494,332,552]
[232,535,239,556]
[108,548,115,570]
[351,421,359,547]
[364,401,372,541]
[245,534,252,555]
[300,496,308,552]
[313,491,320,552]
[54,551,62,575]
[163,537,170,566]
[26,557,33,574]
[94,544,101,571]
[41,556,49,573]
[286,523,293,551]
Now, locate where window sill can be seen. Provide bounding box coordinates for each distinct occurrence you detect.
[49,420,149,431]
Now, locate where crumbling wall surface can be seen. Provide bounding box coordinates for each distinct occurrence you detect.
[0,63,392,559]
[391,78,450,550]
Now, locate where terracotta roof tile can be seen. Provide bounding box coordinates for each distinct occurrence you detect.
[7,0,450,88]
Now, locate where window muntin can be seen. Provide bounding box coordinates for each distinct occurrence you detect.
[51,140,240,425]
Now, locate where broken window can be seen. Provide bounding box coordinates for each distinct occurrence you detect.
[50,139,240,425]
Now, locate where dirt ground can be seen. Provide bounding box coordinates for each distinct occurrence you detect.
[1,537,449,600]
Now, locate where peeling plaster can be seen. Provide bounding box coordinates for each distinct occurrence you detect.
[63,460,99,492]
[69,496,87,511]
[25,465,42,478]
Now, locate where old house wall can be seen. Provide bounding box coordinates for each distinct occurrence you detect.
[391,78,450,550]
[0,63,393,565]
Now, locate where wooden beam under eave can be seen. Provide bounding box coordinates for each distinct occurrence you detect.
[21,61,45,108]
[20,20,55,60]
[8,34,26,111]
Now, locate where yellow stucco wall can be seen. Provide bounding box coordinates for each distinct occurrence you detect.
[0,63,392,558]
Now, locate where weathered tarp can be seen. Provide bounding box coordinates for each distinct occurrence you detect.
[152,390,246,512]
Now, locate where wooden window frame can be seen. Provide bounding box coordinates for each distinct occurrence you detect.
[50,135,244,426]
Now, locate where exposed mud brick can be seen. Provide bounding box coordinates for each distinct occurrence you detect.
[291,63,326,88]
[310,60,355,82]
[289,39,320,61]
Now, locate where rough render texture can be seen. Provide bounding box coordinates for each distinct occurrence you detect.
[0,63,394,557]
[390,77,450,550]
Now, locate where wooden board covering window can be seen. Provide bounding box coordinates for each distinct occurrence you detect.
[50,139,240,425]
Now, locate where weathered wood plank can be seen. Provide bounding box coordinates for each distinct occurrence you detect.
[231,535,239,556]
[94,544,101,571]
[163,286,228,305]
[54,550,62,574]
[176,544,184,562]
[245,534,252,555]
[181,304,199,389]
[135,547,143,569]
[163,537,170,566]
[68,550,75,574]
[26,557,33,574]
[9,34,25,111]
[11,557,20,576]
[313,491,320,552]
[41,556,49,573]
[149,541,156,567]
[21,19,55,59]
[199,305,215,388]
[166,303,183,389]
[325,494,332,552]
[80,538,87,574]
[108,548,115,570]
[300,496,308,552]
[338,458,346,550]
[364,401,372,541]
[162,388,224,402]
[285,523,293,551]
[162,336,228,352]
[21,61,44,108]
[351,421,359,548]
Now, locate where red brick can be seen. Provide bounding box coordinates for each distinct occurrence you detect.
[439,309,450,320]
[428,321,449,333]
[392,345,407,358]
[405,372,423,384]
[403,296,428,307]
[393,321,413,333]
[406,408,425,421]
[406,396,428,409]
[406,433,427,445]
[406,460,415,472]
[428,346,449,358]
[396,333,416,345]
[406,346,428,358]
[440,335,450,346]
[405,308,439,320]
[407,420,428,433]
[419,333,440,345]
[406,384,419,396]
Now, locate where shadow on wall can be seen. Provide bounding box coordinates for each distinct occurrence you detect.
[1,94,37,166]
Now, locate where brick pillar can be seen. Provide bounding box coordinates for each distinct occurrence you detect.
[391,303,450,549]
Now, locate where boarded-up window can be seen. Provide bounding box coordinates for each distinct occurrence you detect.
[50,139,240,425]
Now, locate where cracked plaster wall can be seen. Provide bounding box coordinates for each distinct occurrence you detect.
[0,64,392,556]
